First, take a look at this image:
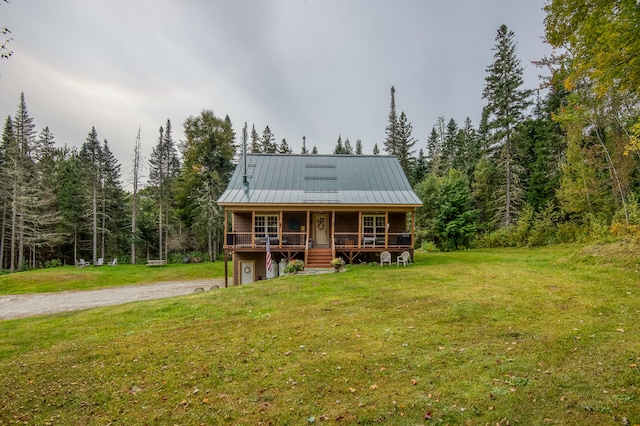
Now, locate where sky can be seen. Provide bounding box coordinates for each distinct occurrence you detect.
[0,0,552,187]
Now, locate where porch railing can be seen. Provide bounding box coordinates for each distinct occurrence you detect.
[225,231,412,249]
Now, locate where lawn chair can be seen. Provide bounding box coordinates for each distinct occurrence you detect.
[107,258,118,266]
[397,251,410,267]
[76,259,89,268]
[380,251,392,267]
[95,258,104,266]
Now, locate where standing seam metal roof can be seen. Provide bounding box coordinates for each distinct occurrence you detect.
[217,154,422,206]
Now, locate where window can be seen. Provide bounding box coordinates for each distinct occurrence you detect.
[254,215,278,237]
[362,215,386,235]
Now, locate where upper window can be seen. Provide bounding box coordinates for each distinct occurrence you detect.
[254,215,278,237]
[362,215,385,235]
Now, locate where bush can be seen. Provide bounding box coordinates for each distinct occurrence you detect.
[284,259,304,274]
[44,259,62,268]
[420,241,439,252]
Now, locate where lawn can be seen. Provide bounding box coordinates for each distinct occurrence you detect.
[0,245,638,425]
[0,261,227,295]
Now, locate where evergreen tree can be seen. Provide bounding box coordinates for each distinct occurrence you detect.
[301,136,309,154]
[333,135,345,154]
[78,127,102,264]
[149,120,180,259]
[412,148,428,185]
[396,111,417,178]
[383,86,399,155]
[343,138,354,155]
[372,143,380,155]
[355,139,363,155]
[311,145,318,154]
[261,125,276,153]
[277,138,293,154]
[179,109,235,259]
[482,24,532,228]
[250,124,261,153]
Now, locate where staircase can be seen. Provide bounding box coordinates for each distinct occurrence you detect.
[306,248,333,268]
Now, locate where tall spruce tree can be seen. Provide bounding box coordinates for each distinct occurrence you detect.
[250,124,261,153]
[79,127,102,264]
[383,86,399,155]
[482,24,532,228]
[261,126,276,153]
[396,111,417,178]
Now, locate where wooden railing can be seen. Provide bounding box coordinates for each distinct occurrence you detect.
[225,232,307,249]
[225,231,412,249]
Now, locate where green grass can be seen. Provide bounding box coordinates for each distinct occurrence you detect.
[0,262,227,295]
[0,245,638,425]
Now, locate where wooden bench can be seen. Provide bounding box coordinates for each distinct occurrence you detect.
[146,259,167,267]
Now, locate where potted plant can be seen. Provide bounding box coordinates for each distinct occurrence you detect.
[330,257,346,271]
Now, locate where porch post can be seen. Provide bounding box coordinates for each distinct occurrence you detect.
[358,211,362,248]
[385,210,389,247]
[279,210,283,248]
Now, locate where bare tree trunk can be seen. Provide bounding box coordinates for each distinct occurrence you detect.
[131,129,141,265]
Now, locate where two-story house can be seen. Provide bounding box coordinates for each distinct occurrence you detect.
[218,154,422,286]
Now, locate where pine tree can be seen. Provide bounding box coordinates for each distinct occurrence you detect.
[11,93,38,270]
[79,127,101,264]
[250,124,261,153]
[261,126,276,153]
[301,136,309,154]
[149,120,179,260]
[412,148,428,185]
[311,145,318,154]
[277,138,293,154]
[344,138,354,155]
[333,135,345,154]
[482,24,532,228]
[383,86,399,155]
[355,139,363,155]
[396,111,417,178]
[372,144,380,155]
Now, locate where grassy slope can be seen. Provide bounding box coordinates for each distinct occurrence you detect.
[0,262,227,295]
[0,245,638,425]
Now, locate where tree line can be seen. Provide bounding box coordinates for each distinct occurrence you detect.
[2,1,639,271]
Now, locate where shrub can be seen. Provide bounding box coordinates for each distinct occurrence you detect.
[284,259,304,274]
[330,257,345,268]
[44,259,62,268]
[420,241,439,252]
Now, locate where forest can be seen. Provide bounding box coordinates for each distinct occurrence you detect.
[0,0,638,272]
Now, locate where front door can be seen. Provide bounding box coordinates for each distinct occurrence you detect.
[313,214,329,247]
[239,260,254,284]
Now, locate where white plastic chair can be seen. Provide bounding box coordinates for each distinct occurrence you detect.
[380,251,392,267]
[108,258,118,266]
[397,251,410,266]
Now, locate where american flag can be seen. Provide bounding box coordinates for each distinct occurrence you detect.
[265,234,272,272]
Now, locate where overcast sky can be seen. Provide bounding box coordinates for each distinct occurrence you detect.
[0,0,551,185]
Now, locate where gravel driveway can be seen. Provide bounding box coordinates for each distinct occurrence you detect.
[0,279,227,320]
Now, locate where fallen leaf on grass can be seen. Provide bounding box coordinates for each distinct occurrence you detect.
[411,379,418,386]
[424,411,432,420]
[370,384,378,390]
[616,329,625,333]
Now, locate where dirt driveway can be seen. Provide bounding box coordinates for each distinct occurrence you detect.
[0,279,227,320]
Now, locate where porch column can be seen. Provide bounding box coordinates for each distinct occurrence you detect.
[251,210,255,247]
[385,210,389,246]
[279,210,283,248]
[358,211,362,248]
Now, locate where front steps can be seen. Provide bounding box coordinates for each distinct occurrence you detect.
[306,248,333,268]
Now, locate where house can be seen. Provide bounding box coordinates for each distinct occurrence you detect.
[217,154,422,286]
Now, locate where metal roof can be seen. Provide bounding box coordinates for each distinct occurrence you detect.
[217,154,422,206]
